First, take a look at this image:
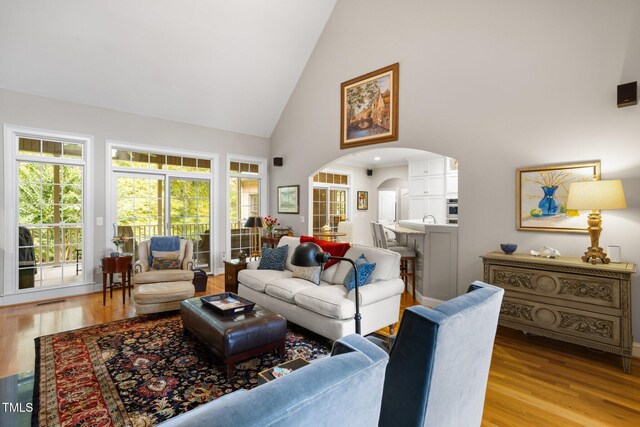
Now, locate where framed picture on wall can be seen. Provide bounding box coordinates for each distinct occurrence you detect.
[357,191,369,210]
[340,63,399,149]
[516,161,600,233]
[277,185,300,214]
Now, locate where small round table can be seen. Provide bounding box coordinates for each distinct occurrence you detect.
[312,231,347,242]
[101,255,132,305]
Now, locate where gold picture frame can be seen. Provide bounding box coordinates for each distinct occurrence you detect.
[357,191,368,210]
[340,63,399,149]
[516,161,600,233]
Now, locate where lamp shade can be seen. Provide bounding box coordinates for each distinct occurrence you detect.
[291,242,330,267]
[244,216,264,228]
[566,180,627,210]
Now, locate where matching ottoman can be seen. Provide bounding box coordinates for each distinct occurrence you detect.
[180,297,287,377]
[132,281,195,314]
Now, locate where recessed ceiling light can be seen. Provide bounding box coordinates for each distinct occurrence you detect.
[373,156,381,161]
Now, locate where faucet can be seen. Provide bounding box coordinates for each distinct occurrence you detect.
[423,214,436,224]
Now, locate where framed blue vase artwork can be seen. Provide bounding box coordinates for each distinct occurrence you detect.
[516,161,601,233]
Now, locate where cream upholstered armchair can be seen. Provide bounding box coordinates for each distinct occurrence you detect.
[131,238,196,314]
[134,239,194,278]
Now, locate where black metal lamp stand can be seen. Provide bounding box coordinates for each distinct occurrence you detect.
[291,242,361,334]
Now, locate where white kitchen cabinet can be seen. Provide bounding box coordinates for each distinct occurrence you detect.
[410,176,444,196]
[409,196,427,219]
[408,160,427,177]
[445,173,458,197]
[426,197,446,224]
[426,158,445,175]
[408,157,445,177]
[409,177,426,196]
[408,156,454,223]
[426,175,445,196]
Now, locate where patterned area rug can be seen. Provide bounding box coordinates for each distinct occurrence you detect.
[33,313,331,426]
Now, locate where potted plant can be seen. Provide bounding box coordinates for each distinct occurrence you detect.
[112,234,129,256]
[263,216,279,237]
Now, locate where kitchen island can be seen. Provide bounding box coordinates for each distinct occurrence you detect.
[396,220,459,305]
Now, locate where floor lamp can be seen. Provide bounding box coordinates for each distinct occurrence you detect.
[244,216,264,260]
[291,242,361,334]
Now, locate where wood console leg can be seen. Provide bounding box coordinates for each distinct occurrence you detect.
[102,273,107,305]
[622,356,631,374]
[389,324,396,335]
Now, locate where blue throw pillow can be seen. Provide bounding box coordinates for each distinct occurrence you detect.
[343,254,376,292]
[258,245,289,271]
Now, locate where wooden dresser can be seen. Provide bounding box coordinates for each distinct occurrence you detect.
[482,251,636,373]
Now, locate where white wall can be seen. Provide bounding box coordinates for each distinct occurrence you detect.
[0,88,270,297]
[270,1,640,332]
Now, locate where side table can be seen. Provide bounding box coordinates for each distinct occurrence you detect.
[258,357,310,385]
[224,259,247,294]
[102,255,132,305]
[262,235,282,249]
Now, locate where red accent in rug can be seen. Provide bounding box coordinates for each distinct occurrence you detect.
[33,313,331,426]
[299,236,350,268]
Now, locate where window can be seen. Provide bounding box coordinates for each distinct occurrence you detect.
[112,149,211,174]
[4,127,91,295]
[228,159,265,258]
[110,145,214,272]
[312,172,350,232]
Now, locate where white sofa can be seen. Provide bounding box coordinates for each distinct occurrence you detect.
[237,236,404,340]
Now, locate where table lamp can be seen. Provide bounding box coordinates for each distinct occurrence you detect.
[244,216,264,260]
[566,179,626,264]
[291,242,362,334]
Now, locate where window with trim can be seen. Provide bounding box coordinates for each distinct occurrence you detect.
[7,132,88,291]
[110,147,213,272]
[312,172,349,232]
[229,161,262,258]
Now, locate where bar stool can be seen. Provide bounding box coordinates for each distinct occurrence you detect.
[372,222,416,300]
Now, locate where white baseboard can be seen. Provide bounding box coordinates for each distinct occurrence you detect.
[0,282,100,306]
[414,289,443,307]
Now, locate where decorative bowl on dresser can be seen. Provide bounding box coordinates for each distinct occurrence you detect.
[482,251,636,373]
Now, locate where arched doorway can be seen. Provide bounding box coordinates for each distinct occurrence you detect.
[307,147,458,245]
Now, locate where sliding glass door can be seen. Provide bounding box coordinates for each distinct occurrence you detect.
[169,178,211,270]
[111,147,214,273]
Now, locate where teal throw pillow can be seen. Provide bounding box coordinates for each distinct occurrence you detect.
[258,245,289,271]
[343,254,376,292]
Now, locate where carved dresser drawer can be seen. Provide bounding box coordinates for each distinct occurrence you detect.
[482,251,635,373]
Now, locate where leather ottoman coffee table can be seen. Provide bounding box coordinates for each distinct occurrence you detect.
[180,297,287,378]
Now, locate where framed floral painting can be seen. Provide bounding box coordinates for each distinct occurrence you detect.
[340,63,399,149]
[516,161,600,233]
[357,191,368,210]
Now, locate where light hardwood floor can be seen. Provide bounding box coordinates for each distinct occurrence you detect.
[1,275,640,426]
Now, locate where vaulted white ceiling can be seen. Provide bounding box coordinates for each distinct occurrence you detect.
[0,0,336,137]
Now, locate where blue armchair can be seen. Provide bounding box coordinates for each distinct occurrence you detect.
[370,281,504,427]
[159,334,389,427]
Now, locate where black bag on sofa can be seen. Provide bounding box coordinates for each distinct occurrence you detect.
[192,268,208,292]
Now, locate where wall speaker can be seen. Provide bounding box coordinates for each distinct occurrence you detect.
[273,157,283,167]
[617,82,637,108]
[367,169,373,176]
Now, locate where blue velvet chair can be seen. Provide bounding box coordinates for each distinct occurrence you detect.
[159,334,389,427]
[370,281,504,427]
